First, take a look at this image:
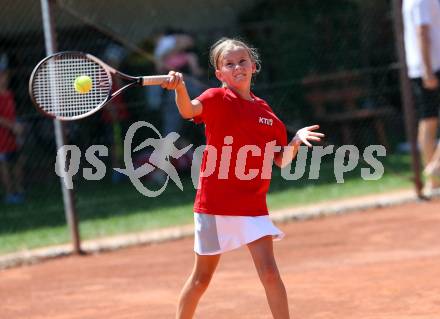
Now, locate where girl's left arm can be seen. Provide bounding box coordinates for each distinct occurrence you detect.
[274,125,324,168]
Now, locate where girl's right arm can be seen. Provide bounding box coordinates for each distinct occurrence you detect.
[161,71,202,119]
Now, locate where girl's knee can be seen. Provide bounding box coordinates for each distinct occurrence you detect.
[259,266,282,286]
[191,272,213,291]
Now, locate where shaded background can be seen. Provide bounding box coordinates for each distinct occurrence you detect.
[0,0,413,253]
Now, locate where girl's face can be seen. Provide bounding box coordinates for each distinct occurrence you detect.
[215,46,256,91]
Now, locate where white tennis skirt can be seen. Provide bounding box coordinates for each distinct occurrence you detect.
[194,212,285,255]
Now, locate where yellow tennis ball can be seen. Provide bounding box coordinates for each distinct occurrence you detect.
[74,75,93,94]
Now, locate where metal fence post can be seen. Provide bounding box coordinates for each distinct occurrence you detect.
[391,0,424,198]
[40,0,82,253]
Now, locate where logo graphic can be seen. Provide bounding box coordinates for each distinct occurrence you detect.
[54,120,387,197]
[114,121,192,197]
[259,117,273,126]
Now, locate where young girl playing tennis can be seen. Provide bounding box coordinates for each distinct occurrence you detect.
[162,37,323,319]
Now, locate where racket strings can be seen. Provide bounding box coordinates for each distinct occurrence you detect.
[32,53,111,118]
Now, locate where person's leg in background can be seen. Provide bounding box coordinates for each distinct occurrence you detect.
[412,77,440,191]
[419,117,438,164]
[425,143,440,178]
[423,73,440,187]
[423,122,440,189]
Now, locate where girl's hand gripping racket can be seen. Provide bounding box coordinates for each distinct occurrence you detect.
[29,51,170,121]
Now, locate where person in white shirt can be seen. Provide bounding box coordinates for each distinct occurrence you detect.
[403,0,440,192]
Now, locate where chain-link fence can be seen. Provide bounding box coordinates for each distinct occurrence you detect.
[0,0,417,254]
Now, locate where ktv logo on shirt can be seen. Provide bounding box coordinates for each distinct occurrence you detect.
[259,117,273,126]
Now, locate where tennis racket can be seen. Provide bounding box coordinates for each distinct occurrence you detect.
[29,51,170,121]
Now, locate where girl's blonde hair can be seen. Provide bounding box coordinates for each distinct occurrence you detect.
[209,37,261,74]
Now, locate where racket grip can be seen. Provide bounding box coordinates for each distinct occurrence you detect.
[142,75,171,86]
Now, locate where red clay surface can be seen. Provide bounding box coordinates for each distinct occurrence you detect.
[1,199,440,319]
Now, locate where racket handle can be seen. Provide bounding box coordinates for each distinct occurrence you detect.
[142,75,171,86]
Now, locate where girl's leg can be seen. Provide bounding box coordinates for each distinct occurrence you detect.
[176,253,221,319]
[247,235,290,319]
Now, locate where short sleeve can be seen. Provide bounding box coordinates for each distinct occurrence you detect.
[412,0,432,26]
[192,88,223,124]
[276,121,288,148]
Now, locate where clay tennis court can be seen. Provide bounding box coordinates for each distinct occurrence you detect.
[1,198,439,319]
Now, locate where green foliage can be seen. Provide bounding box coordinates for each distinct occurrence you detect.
[240,0,361,77]
[236,0,397,130]
[236,0,363,123]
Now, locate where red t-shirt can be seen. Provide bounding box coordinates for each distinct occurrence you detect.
[0,90,17,153]
[193,87,288,216]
